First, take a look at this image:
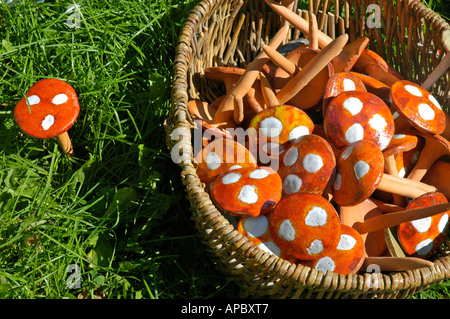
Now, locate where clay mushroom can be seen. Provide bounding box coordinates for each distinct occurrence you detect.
[210,166,282,217]
[269,192,341,260]
[331,139,437,206]
[237,215,297,262]
[350,72,391,103]
[299,224,365,275]
[422,160,450,200]
[194,138,257,190]
[331,37,370,73]
[322,72,367,116]
[390,80,446,135]
[278,134,336,196]
[323,91,395,151]
[397,192,450,258]
[14,78,80,156]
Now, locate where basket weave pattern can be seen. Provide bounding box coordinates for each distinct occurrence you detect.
[166,0,450,298]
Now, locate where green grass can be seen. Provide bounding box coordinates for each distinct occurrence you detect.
[0,0,448,300]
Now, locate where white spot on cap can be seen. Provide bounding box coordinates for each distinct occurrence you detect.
[206,152,221,170]
[307,239,324,255]
[41,115,55,131]
[438,213,449,233]
[404,84,422,97]
[343,97,364,115]
[305,206,328,226]
[418,103,435,120]
[315,256,336,274]
[392,111,400,120]
[249,168,270,179]
[238,185,258,204]
[243,215,268,238]
[222,172,241,184]
[283,147,298,167]
[428,94,442,110]
[393,134,405,139]
[27,95,40,106]
[343,78,356,92]
[283,174,302,194]
[369,114,388,133]
[333,173,342,190]
[411,217,432,233]
[415,239,433,256]
[52,93,69,105]
[258,241,281,257]
[260,117,283,138]
[354,160,370,180]
[303,153,323,173]
[229,165,242,170]
[289,126,310,141]
[278,219,296,241]
[398,167,406,178]
[337,234,357,250]
[345,123,364,144]
[341,145,353,160]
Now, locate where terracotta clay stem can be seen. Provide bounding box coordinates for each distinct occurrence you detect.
[362,256,434,271]
[57,131,74,156]
[264,0,333,49]
[259,72,279,107]
[213,25,289,124]
[276,34,348,105]
[384,155,407,206]
[262,44,299,76]
[353,202,450,234]
[233,94,245,124]
[378,173,437,198]
[308,11,319,50]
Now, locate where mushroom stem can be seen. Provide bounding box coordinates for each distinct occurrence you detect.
[353,202,450,234]
[276,34,348,105]
[362,256,434,271]
[57,131,74,156]
[377,173,437,198]
[308,11,319,51]
[264,0,333,49]
[213,25,289,124]
[259,72,279,107]
[262,44,299,76]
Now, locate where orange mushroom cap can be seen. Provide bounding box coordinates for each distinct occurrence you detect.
[269,192,341,260]
[390,80,446,135]
[14,78,80,139]
[324,91,395,150]
[210,166,282,217]
[279,134,336,196]
[299,224,365,275]
[398,192,450,258]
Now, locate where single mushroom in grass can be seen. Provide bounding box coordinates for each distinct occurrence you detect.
[14,78,80,156]
[390,80,446,135]
[406,129,450,182]
[331,139,437,207]
[278,134,336,197]
[397,192,450,258]
[210,166,282,217]
[324,91,395,151]
[322,72,367,116]
[237,214,297,262]
[298,224,365,275]
[194,138,257,190]
[269,192,341,260]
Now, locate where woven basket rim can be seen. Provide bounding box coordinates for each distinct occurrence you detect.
[167,0,450,298]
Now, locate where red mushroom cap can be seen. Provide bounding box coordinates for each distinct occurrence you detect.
[195,138,257,189]
[237,215,297,262]
[398,192,450,258]
[390,80,446,135]
[279,134,336,196]
[332,139,385,206]
[210,166,282,217]
[14,78,80,139]
[269,192,341,260]
[299,224,365,275]
[324,91,395,150]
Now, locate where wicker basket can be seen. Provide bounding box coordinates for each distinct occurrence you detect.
[165,0,450,299]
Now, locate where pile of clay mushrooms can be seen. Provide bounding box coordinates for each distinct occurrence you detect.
[188,1,450,276]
